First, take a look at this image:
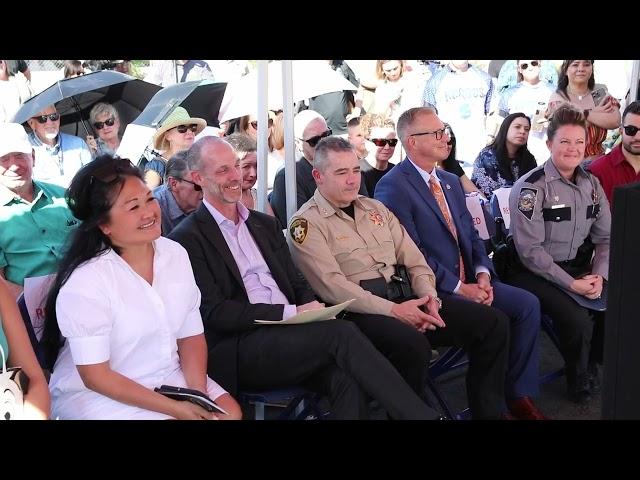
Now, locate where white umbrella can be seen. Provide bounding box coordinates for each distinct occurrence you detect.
[218,60,358,123]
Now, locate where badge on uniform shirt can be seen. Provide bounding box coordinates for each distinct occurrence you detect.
[517,187,538,220]
[369,210,384,226]
[290,218,309,244]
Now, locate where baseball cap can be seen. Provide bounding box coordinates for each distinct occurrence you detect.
[0,123,33,158]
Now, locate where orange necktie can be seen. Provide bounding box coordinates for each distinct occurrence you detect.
[429,176,465,281]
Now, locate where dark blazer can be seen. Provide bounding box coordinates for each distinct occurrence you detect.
[375,158,494,294]
[168,203,316,395]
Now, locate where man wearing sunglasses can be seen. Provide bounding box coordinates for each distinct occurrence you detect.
[27,105,92,187]
[589,101,640,204]
[375,107,548,420]
[153,151,203,236]
[270,110,368,226]
[0,123,78,299]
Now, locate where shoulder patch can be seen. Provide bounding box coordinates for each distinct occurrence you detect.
[517,188,538,220]
[289,218,309,245]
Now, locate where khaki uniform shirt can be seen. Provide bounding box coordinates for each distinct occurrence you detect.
[509,160,611,289]
[288,190,437,316]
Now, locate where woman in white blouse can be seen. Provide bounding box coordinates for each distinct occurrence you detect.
[42,154,242,420]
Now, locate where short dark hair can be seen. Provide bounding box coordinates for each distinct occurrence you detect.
[547,104,587,141]
[313,136,355,173]
[622,100,640,123]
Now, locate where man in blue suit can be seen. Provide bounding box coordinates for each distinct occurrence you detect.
[375,106,547,420]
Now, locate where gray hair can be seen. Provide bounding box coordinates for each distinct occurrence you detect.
[185,136,227,171]
[396,106,437,148]
[225,132,256,160]
[89,102,119,125]
[313,136,355,173]
[164,150,189,182]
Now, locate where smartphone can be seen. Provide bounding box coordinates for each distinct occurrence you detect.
[592,87,608,106]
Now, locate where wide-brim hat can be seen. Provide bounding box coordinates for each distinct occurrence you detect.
[153,106,207,151]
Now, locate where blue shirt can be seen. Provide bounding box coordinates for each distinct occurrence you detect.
[152,184,188,235]
[29,132,92,187]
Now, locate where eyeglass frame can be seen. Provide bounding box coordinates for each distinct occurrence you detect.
[623,125,640,137]
[174,124,199,134]
[176,177,202,191]
[519,61,540,70]
[94,117,116,130]
[31,113,60,124]
[409,126,451,141]
[371,138,399,147]
[302,129,333,148]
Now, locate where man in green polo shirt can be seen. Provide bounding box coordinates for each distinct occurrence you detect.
[0,123,78,298]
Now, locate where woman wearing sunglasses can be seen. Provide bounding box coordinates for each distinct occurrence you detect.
[41,155,241,420]
[146,107,206,189]
[471,112,537,199]
[547,60,621,164]
[357,113,399,195]
[86,103,122,160]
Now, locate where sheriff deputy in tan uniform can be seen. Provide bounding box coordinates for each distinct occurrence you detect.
[287,136,512,420]
[507,104,611,404]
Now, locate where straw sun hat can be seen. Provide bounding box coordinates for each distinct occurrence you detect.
[152,107,206,151]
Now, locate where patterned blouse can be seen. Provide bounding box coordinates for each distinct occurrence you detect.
[471,147,525,198]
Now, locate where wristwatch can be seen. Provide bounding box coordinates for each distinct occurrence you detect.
[433,296,443,311]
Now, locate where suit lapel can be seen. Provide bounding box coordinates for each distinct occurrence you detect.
[194,205,245,290]
[246,214,294,302]
[400,159,455,238]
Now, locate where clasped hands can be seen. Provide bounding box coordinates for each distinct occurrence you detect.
[571,274,603,300]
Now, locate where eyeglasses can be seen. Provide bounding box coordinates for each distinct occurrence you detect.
[371,138,398,147]
[250,119,274,130]
[89,157,136,186]
[32,113,60,123]
[409,126,451,141]
[175,124,199,134]
[303,129,332,148]
[623,125,640,136]
[519,61,539,70]
[178,178,202,191]
[94,117,116,130]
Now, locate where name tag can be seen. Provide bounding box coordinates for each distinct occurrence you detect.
[542,206,571,222]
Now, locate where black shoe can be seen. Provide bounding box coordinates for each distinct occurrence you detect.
[588,363,601,393]
[568,374,592,404]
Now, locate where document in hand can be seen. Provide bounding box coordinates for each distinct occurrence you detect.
[255,299,355,325]
[154,385,229,415]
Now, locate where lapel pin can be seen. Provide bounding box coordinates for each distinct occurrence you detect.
[445,184,451,190]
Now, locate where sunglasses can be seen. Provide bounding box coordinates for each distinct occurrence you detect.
[519,61,539,70]
[303,129,332,148]
[250,119,274,130]
[175,124,199,134]
[178,178,202,191]
[94,117,116,130]
[371,138,398,148]
[623,125,640,136]
[409,126,451,141]
[32,113,60,123]
[89,157,136,186]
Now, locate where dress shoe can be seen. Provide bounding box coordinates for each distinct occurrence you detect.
[507,397,549,420]
[587,363,601,393]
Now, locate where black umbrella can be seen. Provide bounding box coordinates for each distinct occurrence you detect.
[12,70,162,138]
[133,80,227,129]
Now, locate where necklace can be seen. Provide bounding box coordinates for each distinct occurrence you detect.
[569,87,589,101]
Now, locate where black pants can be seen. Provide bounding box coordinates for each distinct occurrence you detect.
[235,320,439,420]
[345,295,509,420]
[506,269,604,388]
